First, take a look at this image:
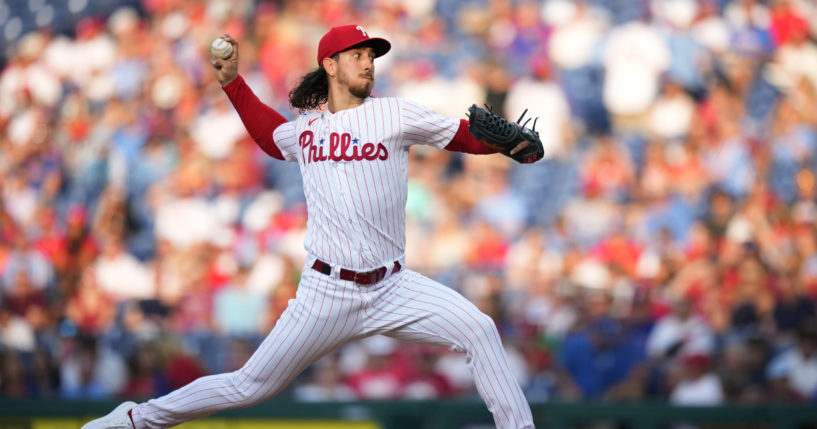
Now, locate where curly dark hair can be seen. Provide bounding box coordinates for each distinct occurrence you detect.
[288,53,338,112]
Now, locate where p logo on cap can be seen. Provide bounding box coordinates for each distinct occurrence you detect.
[317,25,391,67]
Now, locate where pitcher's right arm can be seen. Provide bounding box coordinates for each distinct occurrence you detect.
[211,34,288,161]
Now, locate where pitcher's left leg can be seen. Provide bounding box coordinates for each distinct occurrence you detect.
[371,270,534,429]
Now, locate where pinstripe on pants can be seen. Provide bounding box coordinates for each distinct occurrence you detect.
[131,259,535,429]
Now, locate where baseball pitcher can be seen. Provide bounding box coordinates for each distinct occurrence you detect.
[83,25,542,429]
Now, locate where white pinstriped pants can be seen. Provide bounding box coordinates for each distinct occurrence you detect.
[131,258,535,429]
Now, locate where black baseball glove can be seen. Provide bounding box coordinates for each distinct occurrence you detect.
[467,104,544,164]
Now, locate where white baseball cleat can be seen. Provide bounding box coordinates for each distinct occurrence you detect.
[81,401,137,429]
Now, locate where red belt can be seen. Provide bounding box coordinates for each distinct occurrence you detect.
[311,259,401,285]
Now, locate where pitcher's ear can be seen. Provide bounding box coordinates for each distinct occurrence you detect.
[323,57,337,77]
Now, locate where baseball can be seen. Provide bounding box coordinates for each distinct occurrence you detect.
[210,38,233,59]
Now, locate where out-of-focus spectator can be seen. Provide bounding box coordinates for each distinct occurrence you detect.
[766,323,817,401]
[465,221,511,270]
[702,115,756,198]
[768,96,817,203]
[28,349,60,398]
[1,171,39,232]
[559,291,644,398]
[172,274,214,337]
[191,90,247,160]
[602,19,671,128]
[774,273,816,339]
[648,80,696,142]
[154,162,223,249]
[2,234,54,294]
[93,236,154,302]
[0,305,35,352]
[59,336,126,399]
[422,205,471,274]
[703,189,735,242]
[646,297,715,359]
[504,58,572,156]
[0,351,28,398]
[294,355,356,402]
[344,336,406,400]
[523,336,582,403]
[401,347,457,400]
[220,337,256,374]
[562,176,623,248]
[691,1,730,59]
[2,271,47,321]
[65,268,115,336]
[164,350,207,391]
[729,255,774,334]
[213,266,267,336]
[472,157,527,239]
[546,1,604,71]
[121,341,169,399]
[579,135,635,202]
[669,353,724,405]
[718,336,770,403]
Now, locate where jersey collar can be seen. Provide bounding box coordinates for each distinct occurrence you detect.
[324,97,372,117]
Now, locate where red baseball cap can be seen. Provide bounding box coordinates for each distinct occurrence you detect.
[317,25,391,66]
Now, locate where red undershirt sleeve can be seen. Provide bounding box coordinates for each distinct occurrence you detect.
[221,75,287,160]
[443,119,498,155]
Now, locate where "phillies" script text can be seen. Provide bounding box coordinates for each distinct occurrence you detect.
[299,131,389,163]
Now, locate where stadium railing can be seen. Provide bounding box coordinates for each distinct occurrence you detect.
[0,399,815,428]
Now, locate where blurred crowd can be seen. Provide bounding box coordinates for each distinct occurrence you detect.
[1,0,817,408]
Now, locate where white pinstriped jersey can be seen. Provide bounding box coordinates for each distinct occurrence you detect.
[272,97,459,271]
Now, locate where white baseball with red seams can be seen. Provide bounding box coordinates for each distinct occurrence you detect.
[127,97,535,428]
[209,38,232,59]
